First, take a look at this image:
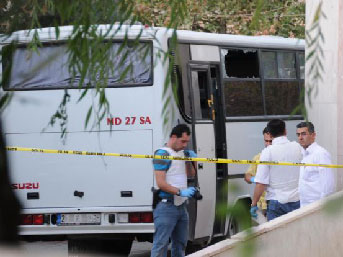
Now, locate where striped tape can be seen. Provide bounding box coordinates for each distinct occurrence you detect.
[5,146,343,169]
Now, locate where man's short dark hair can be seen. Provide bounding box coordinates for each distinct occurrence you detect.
[170,124,191,138]
[267,119,286,137]
[262,126,271,135]
[296,121,315,133]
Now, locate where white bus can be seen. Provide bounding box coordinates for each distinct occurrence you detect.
[0,25,304,253]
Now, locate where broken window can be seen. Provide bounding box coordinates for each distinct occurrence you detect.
[221,48,259,78]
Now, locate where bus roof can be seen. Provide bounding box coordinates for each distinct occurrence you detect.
[175,29,304,50]
[0,24,156,44]
[0,25,304,50]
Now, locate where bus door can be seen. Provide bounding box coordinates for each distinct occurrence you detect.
[188,63,228,241]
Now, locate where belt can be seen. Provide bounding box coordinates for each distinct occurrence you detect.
[159,198,173,203]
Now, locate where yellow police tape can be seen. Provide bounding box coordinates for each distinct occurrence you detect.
[5,146,343,169]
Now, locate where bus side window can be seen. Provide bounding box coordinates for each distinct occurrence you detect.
[262,51,300,115]
[223,81,264,116]
[262,51,297,79]
[277,52,296,79]
[2,42,153,90]
[264,81,300,115]
[298,52,305,79]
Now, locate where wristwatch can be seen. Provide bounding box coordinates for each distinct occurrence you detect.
[176,190,180,196]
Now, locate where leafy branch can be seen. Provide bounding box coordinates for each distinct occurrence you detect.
[305,1,326,108]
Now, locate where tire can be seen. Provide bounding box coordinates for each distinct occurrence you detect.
[226,216,239,238]
[226,199,252,238]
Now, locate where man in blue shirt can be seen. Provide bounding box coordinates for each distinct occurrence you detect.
[151,124,197,257]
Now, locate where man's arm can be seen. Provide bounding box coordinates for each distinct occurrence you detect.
[186,161,196,177]
[153,149,179,194]
[155,170,180,195]
[252,183,266,206]
[185,150,197,177]
[244,154,260,184]
[252,149,270,205]
[155,170,196,198]
[318,151,336,197]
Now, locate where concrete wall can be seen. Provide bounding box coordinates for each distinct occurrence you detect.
[188,191,343,257]
[306,0,343,191]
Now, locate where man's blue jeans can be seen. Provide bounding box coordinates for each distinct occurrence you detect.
[150,201,189,257]
[267,200,300,221]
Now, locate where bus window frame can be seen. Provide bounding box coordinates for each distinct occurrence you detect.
[1,39,154,91]
[220,46,304,121]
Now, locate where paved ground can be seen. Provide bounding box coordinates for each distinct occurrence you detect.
[21,240,152,257]
[19,214,266,257]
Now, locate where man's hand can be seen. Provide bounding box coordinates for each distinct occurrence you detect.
[179,187,196,198]
[250,205,258,218]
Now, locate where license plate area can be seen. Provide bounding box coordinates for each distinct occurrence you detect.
[58,213,101,226]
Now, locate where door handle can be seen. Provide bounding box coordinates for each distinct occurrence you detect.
[212,109,216,121]
[198,163,203,169]
[207,99,213,107]
[207,94,214,107]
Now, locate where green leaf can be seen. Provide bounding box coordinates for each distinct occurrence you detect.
[162,95,171,116]
[323,195,343,215]
[85,106,92,129]
[77,88,88,103]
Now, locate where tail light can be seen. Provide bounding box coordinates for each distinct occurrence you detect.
[128,212,153,223]
[33,214,44,225]
[129,213,140,223]
[21,214,33,225]
[21,214,45,225]
[140,212,153,223]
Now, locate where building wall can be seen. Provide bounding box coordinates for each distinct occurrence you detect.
[306,0,343,191]
[188,191,343,257]
[337,0,343,192]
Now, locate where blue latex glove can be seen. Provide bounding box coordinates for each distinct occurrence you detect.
[250,176,256,184]
[250,205,258,218]
[184,150,197,158]
[179,187,196,198]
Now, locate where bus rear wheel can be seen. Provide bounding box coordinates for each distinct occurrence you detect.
[226,216,239,238]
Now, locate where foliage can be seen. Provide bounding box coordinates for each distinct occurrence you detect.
[305,1,326,107]
[133,0,305,38]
